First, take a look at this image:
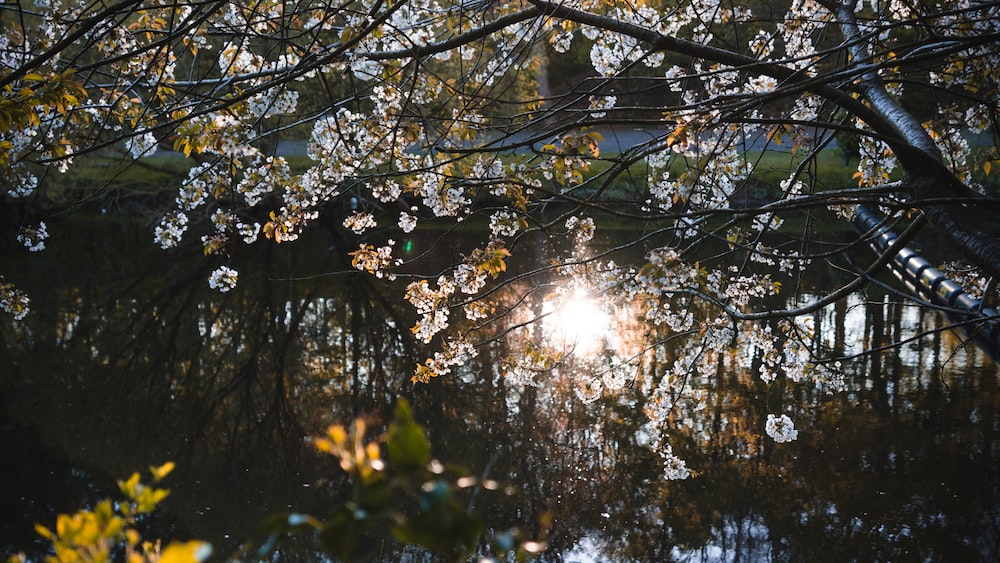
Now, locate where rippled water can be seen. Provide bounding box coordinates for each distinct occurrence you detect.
[1,214,997,561]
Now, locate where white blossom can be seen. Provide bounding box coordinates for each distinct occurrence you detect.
[372,180,403,202]
[489,211,519,237]
[349,55,380,80]
[398,212,417,233]
[661,443,691,480]
[248,88,298,118]
[8,170,39,198]
[17,222,48,252]
[211,209,233,229]
[413,309,449,343]
[208,266,239,292]
[351,241,399,279]
[588,95,617,118]
[566,216,595,242]
[237,221,260,244]
[454,263,486,295]
[551,30,573,53]
[415,337,479,381]
[0,277,30,320]
[747,75,778,93]
[748,30,775,57]
[765,413,799,443]
[125,132,158,159]
[154,211,189,249]
[464,300,492,321]
[344,212,377,234]
[177,162,218,211]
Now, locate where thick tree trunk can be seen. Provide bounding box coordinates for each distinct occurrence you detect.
[907,170,1000,280]
[830,1,1000,280]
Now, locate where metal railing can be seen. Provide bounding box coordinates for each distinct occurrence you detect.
[852,205,1000,360]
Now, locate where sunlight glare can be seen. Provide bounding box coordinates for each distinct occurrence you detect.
[543,290,611,357]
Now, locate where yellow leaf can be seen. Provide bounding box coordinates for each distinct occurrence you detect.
[666,123,687,146]
[149,461,175,482]
[160,541,212,563]
[313,438,334,454]
[765,125,782,144]
[34,523,54,541]
[984,160,992,175]
[136,486,170,512]
[118,472,141,497]
[329,425,348,444]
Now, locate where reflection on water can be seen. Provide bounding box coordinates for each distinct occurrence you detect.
[542,289,612,359]
[1,214,998,561]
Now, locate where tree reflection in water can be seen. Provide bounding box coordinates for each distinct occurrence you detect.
[1,215,998,561]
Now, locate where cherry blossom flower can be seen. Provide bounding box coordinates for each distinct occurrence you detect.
[765,413,799,443]
[208,266,239,292]
[17,222,48,252]
[0,277,30,320]
[125,132,158,159]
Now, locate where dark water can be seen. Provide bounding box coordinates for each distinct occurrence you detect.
[1,212,998,562]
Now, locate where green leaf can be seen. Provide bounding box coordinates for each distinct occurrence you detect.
[317,505,368,561]
[392,481,483,557]
[387,399,431,472]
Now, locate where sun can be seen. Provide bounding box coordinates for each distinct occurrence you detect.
[542,289,612,358]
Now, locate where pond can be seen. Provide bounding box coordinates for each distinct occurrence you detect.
[1,211,998,562]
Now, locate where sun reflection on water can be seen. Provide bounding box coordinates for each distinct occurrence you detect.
[542,289,612,358]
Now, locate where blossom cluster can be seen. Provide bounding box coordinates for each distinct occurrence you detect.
[413,338,478,383]
[500,340,560,386]
[398,212,417,233]
[125,133,158,159]
[350,241,399,280]
[634,247,708,330]
[565,216,595,243]
[405,276,455,343]
[765,413,799,443]
[344,212,377,235]
[17,222,48,252]
[208,266,239,292]
[661,443,692,480]
[153,212,190,250]
[489,211,520,238]
[0,277,30,320]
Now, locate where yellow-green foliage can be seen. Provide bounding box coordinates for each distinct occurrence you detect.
[9,403,541,563]
[8,463,211,563]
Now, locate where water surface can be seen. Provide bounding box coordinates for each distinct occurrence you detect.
[1,213,997,561]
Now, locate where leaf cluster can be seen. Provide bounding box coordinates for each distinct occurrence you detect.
[11,463,211,563]
[256,399,542,562]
